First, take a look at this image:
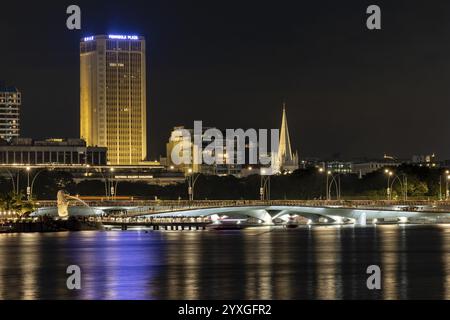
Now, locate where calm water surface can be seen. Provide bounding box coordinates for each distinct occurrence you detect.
[1,224,450,300]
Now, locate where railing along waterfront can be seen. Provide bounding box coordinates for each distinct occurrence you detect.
[32,199,450,214]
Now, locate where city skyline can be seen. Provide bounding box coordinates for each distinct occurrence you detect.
[2,1,450,305]
[1,1,450,160]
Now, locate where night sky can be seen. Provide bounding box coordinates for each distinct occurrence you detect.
[1,0,450,160]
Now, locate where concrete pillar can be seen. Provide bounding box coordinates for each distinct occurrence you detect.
[358,212,367,226]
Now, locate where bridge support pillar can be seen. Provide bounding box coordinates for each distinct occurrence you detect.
[358,213,367,226]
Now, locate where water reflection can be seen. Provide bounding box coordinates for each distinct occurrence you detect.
[312,226,341,299]
[0,225,449,299]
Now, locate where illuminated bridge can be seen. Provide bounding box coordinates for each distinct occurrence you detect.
[32,199,450,226]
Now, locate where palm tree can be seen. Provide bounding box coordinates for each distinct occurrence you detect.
[0,192,36,217]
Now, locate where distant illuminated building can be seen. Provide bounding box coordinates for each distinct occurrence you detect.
[325,161,353,174]
[411,154,438,167]
[165,126,245,176]
[80,34,147,165]
[0,138,107,165]
[0,86,21,141]
[276,104,299,173]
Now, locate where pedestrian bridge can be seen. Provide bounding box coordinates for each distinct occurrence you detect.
[31,199,450,225]
[137,205,450,225]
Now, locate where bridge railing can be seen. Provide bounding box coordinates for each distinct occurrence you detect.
[34,199,450,213]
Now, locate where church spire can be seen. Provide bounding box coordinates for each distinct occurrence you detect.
[277,103,299,172]
[279,104,293,162]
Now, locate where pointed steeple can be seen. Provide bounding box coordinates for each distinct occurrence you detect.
[278,103,293,162]
[277,103,299,172]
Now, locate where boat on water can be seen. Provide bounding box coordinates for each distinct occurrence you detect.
[207,219,270,230]
[284,216,299,229]
[0,225,13,233]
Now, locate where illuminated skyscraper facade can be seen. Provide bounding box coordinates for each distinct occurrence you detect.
[80,35,147,165]
[0,86,21,141]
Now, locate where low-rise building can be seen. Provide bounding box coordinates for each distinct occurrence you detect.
[0,138,107,165]
[352,160,401,177]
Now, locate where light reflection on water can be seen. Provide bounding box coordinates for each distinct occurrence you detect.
[0,224,449,300]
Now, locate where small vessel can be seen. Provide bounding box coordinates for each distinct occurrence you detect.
[207,219,268,230]
[0,225,13,233]
[284,216,299,229]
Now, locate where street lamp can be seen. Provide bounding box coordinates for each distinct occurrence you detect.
[385,170,407,201]
[260,169,270,201]
[30,169,47,201]
[186,169,200,201]
[109,167,116,200]
[327,171,332,200]
[445,174,450,200]
[439,170,450,201]
[320,169,341,200]
[318,168,333,200]
[385,170,393,200]
[26,166,31,200]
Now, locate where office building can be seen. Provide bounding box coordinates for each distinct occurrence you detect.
[80,34,147,165]
[0,86,21,141]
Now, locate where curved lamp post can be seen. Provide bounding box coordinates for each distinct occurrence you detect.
[260,168,271,201]
[319,168,341,200]
[29,168,48,200]
[385,169,407,201]
[187,168,200,201]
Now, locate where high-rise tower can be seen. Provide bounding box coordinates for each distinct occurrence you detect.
[0,86,21,141]
[277,103,299,172]
[80,34,147,165]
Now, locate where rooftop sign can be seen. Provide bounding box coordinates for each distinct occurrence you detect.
[108,35,139,40]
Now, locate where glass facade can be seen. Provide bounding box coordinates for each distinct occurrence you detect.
[80,35,147,165]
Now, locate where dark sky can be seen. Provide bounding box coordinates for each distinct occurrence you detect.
[1,0,450,160]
